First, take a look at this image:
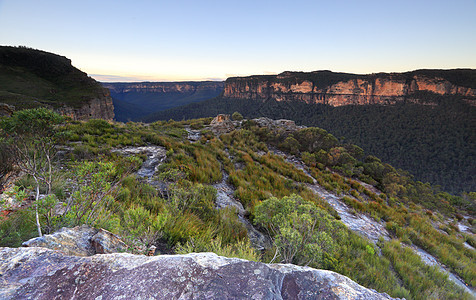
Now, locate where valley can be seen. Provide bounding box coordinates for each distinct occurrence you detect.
[145,72,476,195]
[103,81,224,122]
[0,47,475,299]
[2,0,475,298]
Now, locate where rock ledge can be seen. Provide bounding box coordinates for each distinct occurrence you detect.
[0,248,395,299]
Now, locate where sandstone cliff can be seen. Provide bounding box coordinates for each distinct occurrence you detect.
[55,91,114,121]
[0,46,114,120]
[0,248,395,299]
[223,69,476,106]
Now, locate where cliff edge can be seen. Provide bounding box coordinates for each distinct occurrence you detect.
[0,46,114,120]
[223,69,476,106]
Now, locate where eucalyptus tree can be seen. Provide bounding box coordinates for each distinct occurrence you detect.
[0,108,64,237]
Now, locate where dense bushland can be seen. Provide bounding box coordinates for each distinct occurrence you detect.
[1,109,474,299]
[145,94,475,195]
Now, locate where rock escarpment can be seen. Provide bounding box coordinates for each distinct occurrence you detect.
[223,69,476,106]
[0,46,114,120]
[56,93,114,120]
[0,248,395,299]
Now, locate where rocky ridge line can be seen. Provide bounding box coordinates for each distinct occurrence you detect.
[223,70,476,106]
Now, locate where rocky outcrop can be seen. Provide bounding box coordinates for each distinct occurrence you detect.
[223,69,476,106]
[252,117,304,132]
[0,248,395,299]
[22,225,126,256]
[56,94,115,121]
[210,114,235,134]
[0,103,14,117]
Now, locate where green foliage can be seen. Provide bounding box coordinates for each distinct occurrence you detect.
[37,194,62,234]
[231,111,244,121]
[382,239,471,300]
[122,205,168,248]
[335,234,410,299]
[1,112,474,299]
[164,143,222,183]
[1,108,65,236]
[279,135,300,155]
[0,209,37,247]
[0,142,15,189]
[1,107,64,144]
[255,194,345,266]
[176,235,259,262]
[168,181,217,222]
[61,161,120,229]
[1,185,29,209]
[149,94,475,194]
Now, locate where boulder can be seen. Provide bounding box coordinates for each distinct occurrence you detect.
[22,225,126,256]
[90,228,127,255]
[252,117,303,132]
[0,103,14,117]
[210,114,235,134]
[0,248,396,299]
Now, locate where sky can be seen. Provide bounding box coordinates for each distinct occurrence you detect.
[1,0,475,82]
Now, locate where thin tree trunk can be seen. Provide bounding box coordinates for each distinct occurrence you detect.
[33,175,43,237]
[46,151,52,194]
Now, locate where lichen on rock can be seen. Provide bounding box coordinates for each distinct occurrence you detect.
[0,248,396,299]
[22,225,126,256]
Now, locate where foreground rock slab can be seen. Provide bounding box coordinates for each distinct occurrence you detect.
[0,248,394,300]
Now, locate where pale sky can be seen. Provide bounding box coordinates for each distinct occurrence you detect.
[1,0,475,82]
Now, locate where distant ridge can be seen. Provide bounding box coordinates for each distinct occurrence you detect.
[102,81,224,121]
[223,69,476,106]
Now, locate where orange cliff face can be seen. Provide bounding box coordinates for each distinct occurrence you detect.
[222,70,476,106]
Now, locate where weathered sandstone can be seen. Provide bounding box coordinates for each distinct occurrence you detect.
[56,94,115,121]
[210,114,235,134]
[0,248,395,299]
[22,225,126,256]
[223,70,476,106]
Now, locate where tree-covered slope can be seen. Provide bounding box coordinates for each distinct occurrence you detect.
[142,95,475,194]
[1,111,475,299]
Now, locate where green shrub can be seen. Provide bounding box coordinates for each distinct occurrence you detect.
[176,235,259,262]
[231,111,244,121]
[122,206,168,249]
[255,194,346,267]
[0,209,37,247]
